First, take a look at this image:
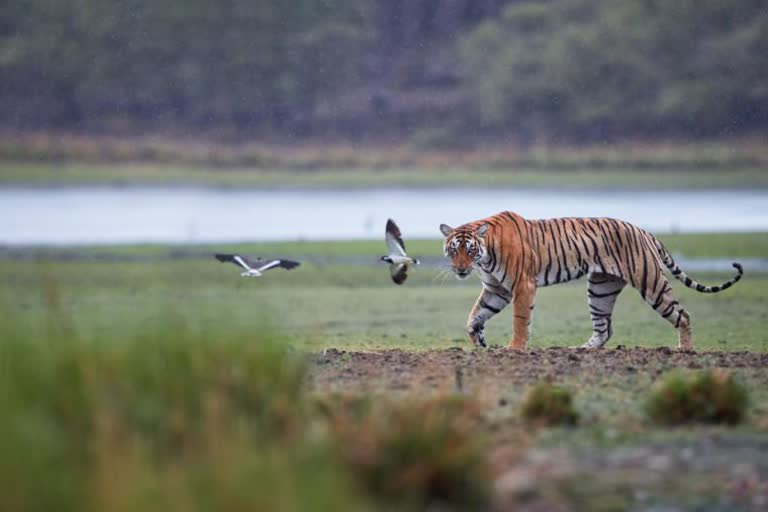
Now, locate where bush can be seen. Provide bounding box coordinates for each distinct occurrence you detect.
[646,370,748,425]
[323,395,492,511]
[520,381,579,426]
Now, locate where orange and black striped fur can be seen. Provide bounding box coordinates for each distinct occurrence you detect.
[440,211,743,350]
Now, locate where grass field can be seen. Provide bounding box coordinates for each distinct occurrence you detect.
[2,233,767,510]
[8,231,768,259]
[2,233,766,352]
[5,263,765,351]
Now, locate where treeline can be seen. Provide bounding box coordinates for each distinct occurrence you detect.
[1,0,766,141]
[1,0,374,132]
[460,0,768,139]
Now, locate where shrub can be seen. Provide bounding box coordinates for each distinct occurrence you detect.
[520,381,579,426]
[646,370,748,425]
[323,395,492,511]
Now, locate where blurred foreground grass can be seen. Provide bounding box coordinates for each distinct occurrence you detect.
[0,306,492,512]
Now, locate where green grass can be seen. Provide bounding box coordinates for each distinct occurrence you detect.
[7,231,768,260]
[655,232,768,259]
[2,162,768,188]
[2,233,766,352]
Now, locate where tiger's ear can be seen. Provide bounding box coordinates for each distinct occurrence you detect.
[439,224,453,237]
[476,223,490,237]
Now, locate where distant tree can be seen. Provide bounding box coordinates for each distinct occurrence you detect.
[459,0,768,139]
[2,0,766,139]
[0,0,374,132]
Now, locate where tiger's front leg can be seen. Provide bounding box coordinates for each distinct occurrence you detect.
[509,279,537,350]
[466,288,510,348]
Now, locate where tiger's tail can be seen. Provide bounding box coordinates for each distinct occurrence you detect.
[653,239,743,293]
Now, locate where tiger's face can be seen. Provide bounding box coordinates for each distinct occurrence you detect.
[440,223,489,279]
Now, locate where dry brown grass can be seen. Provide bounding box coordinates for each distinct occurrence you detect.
[2,132,767,169]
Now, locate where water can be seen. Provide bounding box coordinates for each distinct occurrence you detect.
[2,186,768,245]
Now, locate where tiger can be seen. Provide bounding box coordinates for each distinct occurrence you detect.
[440,211,743,351]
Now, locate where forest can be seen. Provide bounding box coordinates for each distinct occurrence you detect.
[1,0,766,141]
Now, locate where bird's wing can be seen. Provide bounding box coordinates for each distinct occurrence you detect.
[215,253,253,271]
[277,259,301,270]
[233,255,254,271]
[257,259,301,272]
[256,259,282,272]
[385,219,407,257]
[390,263,408,285]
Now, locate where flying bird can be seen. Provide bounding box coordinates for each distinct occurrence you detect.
[215,254,300,277]
[380,219,420,285]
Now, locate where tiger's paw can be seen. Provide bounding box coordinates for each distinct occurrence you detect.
[467,327,487,348]
[581,338,608,349]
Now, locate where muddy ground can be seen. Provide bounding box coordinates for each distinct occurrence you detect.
[308,347,768,511]
[309,345,768,396]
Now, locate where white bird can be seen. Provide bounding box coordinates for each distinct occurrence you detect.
[215,254,300,277]
[380,219,420,285]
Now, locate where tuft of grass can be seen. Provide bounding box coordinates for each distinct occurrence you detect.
[646,370,748,425]
[321,395,492,511]
[521,381,579,427]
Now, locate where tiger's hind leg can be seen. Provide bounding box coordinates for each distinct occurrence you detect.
[582,273,626,349]
[641,277,692,351]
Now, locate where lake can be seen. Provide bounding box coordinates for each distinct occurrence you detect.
[2,186,768,245]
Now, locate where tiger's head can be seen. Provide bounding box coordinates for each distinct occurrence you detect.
[440,222,490,279]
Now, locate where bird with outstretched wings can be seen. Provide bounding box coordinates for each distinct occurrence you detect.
[215,254,300,277]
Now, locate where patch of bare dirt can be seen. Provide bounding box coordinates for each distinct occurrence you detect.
[308,346,768,395]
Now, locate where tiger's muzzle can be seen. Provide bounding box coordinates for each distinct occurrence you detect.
[453,266,472,279]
